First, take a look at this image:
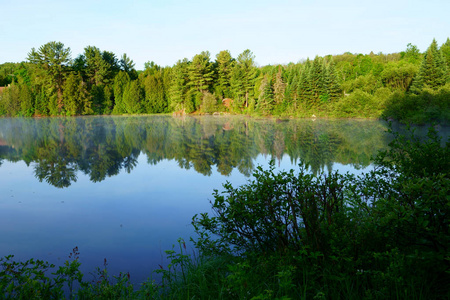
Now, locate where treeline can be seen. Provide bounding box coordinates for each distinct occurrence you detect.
[0,39,449,123]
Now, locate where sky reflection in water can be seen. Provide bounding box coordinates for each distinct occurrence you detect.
[0,115,414,284]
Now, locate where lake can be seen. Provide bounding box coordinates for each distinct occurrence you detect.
[0,115,434,285]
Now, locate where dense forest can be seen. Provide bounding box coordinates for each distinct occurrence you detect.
[0,38,449,123]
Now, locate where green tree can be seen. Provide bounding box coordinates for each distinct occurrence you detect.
[273,66,286,106]
[169,59,190,111]
[62,72,92,116]
[230,49,258,109]
[143,71,167,113]
[123,80,143,114]
[188,51,214,93]
[83,46,110,86]
[411,39,447,92]
[27,41,72,114]
[19,84,34,116]
[214,50,234,99]
[120,53,137,80]
[256,74,274,114]
[401,43,421,65]
[112,71,130,114]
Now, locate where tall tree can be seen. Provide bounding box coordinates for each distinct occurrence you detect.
[112,71,130,114]
[188,51,214,93]
[231,49,258,109]
[123,80,143,114]
[411,39,447,92]
[169,59,190,111]
[84,46,110,86]
[273,66,286,106]
[27,41,72,114]
[143,71,167,113]
[214,50,234,99]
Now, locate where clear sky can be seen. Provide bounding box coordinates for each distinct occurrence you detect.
[1,0,449,70]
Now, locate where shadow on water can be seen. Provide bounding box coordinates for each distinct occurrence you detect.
[0,115,447,188]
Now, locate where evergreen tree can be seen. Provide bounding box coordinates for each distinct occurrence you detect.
[169,59,190,111]
[411,39,447,92]
[19,84,34,116]
[120,53,137,79]
[62,72,91,115]
[214,50,234,98]
[27,41,71,114]
[143,71,167,113]
[112,71,130,114]
[273,66,286,106]
[103,85,113,114]
[84,46,110,86]
[298,60,314,107]
[441,38,450,78]
[310,56,326,103]
[325,58,342,101]
[123,80,143,114]
[231,49,258,109]
[188,51,214,93]
[257,74,274,114]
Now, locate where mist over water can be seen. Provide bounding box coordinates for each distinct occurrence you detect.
[0,115,447,285]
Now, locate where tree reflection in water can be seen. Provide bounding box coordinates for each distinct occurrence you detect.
[0,116,393,188]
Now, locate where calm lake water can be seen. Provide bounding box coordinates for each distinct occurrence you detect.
[0,115,444,285]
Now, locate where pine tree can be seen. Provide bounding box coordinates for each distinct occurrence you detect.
[214,50,234,98]
[231,49,258,109]
[169,59,190,111]
[273,66,286,106]
[188,51,214,93]
[441,38,450,78]
[84,46,110,86]
[310,56,326,103]
[325,58,342,101]
[257,74,274,114]
[411,39,447,92]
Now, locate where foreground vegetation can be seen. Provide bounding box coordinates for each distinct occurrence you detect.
[1,124,448,299]
[0,38,449,124]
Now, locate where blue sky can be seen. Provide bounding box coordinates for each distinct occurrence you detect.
[1,0,449,69]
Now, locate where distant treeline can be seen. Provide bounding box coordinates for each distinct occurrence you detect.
[0,38,449,123]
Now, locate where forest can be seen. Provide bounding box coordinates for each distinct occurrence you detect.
[0,38,449,124]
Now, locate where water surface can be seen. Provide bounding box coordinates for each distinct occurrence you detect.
[0,115,418,284]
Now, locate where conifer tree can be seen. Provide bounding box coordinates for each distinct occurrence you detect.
[169,59,190,111]
[188,51,214,93]
[273,66,286,106]
[27,41,71,114]
[112,71,130,114]
[19,84,34,116]
[143,71,166,113]
[257,74,274,114]
[325,58,342,101]
[215,50,234,98]
[411,39,447,92]
[231,49,258,109]
[123,80,143,114]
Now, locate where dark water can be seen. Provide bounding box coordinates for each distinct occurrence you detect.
[0,115,441,285]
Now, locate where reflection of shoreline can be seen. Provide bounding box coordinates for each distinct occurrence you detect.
[2,116,441,188]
